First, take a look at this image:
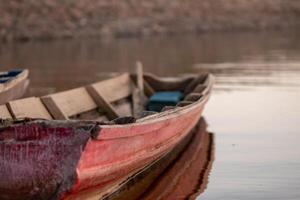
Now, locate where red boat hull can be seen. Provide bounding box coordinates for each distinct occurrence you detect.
[0,75,213,200]
[95,118,214,200]
[65,98,207,199]
[0,98,208,200]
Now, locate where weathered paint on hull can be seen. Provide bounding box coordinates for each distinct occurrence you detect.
[64,98,207,199]
[0,76,212,200]
[102,118,213,200]
[0,121,97,200]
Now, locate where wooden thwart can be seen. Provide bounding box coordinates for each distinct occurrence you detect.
[86,73,137,120]
[90,74,134,103]
[86,85,119,120]
[40,74,138,120]
[7,97,52,119]
[42,87,97,119]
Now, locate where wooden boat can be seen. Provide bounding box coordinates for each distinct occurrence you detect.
[0,69,29,104]
[0,69,214,200]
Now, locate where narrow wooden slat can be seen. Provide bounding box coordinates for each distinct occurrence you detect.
[41,87,97,119]
[86,73,138,120]
[90,74,134,103]
[7,97,52,119]
[136,61,144,93]
[0,105,12,119]
[132,88,144,117]
[86,85,119,120]
[41,97,67,119]
[132,62,147,117]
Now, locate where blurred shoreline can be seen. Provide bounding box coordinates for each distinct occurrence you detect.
[1,0,300,42]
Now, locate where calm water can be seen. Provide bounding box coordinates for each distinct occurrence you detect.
[1,30,300,199]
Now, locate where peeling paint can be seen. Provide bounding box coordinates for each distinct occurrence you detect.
[0,120,101,200]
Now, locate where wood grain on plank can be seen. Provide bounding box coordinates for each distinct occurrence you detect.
[7,97,52,119]
[135,61,144,93]
[86,85,119,120]
[90,73,134,103]
[42,87,97,119]
[0,105,12,119]
[41,96,67,119]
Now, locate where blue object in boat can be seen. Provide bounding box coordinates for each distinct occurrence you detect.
[147,91,183,112]
[0,69,22,83]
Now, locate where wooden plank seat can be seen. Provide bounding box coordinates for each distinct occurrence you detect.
[7,97,52,119]
[40,73,140,121]
[0,105,12,119]
[41,87,100,120]
[1,72,206,122]
[86,73,138,120]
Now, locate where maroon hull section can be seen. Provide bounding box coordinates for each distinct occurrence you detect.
[0,121,98,200]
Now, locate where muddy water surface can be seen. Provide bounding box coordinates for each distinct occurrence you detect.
[1,30,300,199]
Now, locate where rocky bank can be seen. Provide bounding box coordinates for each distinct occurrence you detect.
[1,0,300,41]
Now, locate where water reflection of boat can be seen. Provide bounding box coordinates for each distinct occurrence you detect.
[105,118,214,200]
[142,121,214,200]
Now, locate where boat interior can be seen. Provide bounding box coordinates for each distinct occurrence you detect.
[0,70,24,84]
[0,72,211,124]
